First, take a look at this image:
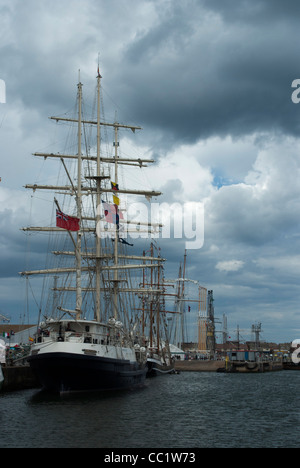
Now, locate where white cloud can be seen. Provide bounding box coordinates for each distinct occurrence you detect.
[216,260,245,272]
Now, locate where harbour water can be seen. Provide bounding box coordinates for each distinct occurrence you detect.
[0,371,299,448]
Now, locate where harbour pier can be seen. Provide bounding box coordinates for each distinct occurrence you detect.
[2,365,39,392]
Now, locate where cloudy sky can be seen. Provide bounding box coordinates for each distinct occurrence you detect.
[1,0,300,343]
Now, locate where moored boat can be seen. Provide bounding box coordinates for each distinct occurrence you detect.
[28,318,147,393]
[146,351,175,376]
[22,65,162,394]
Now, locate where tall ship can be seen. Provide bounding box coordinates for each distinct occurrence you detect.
[164,251,209,360]
[139,243,174,376]
[22,66,162,394]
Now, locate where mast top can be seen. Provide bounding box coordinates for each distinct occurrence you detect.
[78,69,82,85]
[97,52,102,79]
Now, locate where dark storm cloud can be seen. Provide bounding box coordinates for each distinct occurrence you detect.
[1,0,98,116]
[111,0,300,148]
[3,0,300,146]
[202,0,300,24]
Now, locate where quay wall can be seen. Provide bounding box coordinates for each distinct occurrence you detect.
[2,366,40,392]
[174,360,225,372]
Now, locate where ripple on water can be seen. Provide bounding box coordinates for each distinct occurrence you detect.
[0,371,299,448]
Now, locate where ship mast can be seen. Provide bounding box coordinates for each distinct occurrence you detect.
[75,75,83,320]
[20,71,164,322]
[113,122,119,320]
[95,66,102,322]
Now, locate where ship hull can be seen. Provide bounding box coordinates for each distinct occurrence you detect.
[28,352,147,394]
[146,357,174,377]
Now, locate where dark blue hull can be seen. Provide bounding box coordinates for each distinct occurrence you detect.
[28,352,147,394]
